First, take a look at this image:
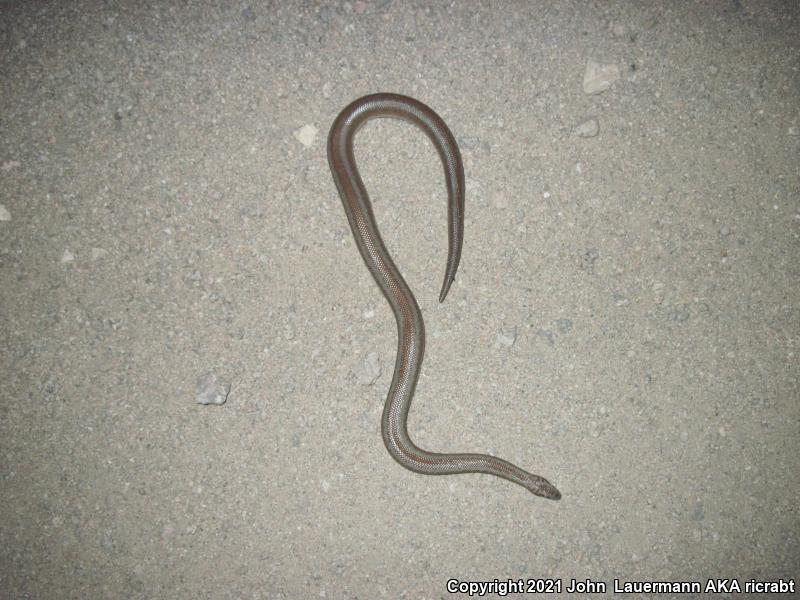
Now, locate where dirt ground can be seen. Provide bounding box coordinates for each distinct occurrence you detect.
[1,1,798,598]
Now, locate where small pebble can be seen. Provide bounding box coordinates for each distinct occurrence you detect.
[496,328,517,347]
[61,249,75,263]
[719,225,731,237]
[583,60,621,95]
[0,204,10,221]
[613,294,630,307]
[574,118,600,137]
[101,531,115,550]
[355,352,381,386]
[787,126,799,136]
[293,124,318,148]
[91,247,108,260]
[195,372,231,405]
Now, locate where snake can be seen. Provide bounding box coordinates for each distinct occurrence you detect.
[327,93,561,500]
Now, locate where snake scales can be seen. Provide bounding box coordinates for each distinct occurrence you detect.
[327,93,560,500]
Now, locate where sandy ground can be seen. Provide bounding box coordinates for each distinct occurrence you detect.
[1,1,798,598]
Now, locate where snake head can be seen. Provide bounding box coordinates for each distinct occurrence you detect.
[526,476,562,500]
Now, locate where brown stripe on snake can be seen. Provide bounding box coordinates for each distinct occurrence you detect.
[327,93,560,500]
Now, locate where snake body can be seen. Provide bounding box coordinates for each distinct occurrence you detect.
[327,93,560,500]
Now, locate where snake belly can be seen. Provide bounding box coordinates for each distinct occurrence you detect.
[327,93,560,500]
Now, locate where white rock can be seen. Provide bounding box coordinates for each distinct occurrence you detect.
[355,352,381,386]
[195,372,230,405]
[496,328,517,348]
[91,247,108,260]
[583,60,620,95]
[293,124,318,148]
[575,118,600,137]
[60,249,75,263]
[0,204,10,221]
